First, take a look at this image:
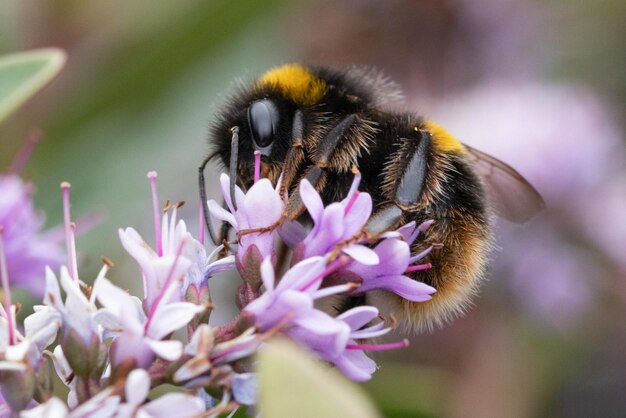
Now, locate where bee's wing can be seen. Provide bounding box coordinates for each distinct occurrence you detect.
[465,145,545,223]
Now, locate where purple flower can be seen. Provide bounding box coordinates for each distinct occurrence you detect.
[207,174,284,272]
[42,266,104,379]
[93,275,204,369]
[0,175,63,296]
[244,258,402,381]
[119,209,193,310]
[293,175,378,265]
[342,223,436,302]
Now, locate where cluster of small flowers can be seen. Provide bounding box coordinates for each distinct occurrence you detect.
[1,153,437,416]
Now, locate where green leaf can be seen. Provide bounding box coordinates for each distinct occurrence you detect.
[0,48,66,124]
[258,339,381,418]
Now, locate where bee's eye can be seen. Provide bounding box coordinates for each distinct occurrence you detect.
[248,100,279,149]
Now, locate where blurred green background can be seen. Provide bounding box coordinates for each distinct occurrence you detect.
[1,0,625,416]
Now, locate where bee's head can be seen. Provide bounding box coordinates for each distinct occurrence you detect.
[210,64,330,187]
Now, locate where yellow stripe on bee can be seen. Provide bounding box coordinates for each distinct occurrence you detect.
[423,120,466,154]
[258,64,327,106]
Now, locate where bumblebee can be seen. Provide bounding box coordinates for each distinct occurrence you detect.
[201,64,544,330]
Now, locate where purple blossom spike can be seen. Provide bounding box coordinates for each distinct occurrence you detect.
[0,175,63,296]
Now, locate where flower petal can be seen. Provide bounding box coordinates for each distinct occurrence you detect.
[126,369,150,405]
[300,179,325,222]
[336,306,379,330]
[260,257,275,293]
[207,199,237,229]
[145,338,183,361]
[358,275,436,301]
[342,244,379,265]
[240,178,283,229]
[332,349,377,382]
[141,393,205,417]
[147,302,205,340]
[232,373,258,406]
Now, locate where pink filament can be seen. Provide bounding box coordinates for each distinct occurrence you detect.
[343,191,360,215]
[253,151,261,183]
[144,239,186,333]
[346,339,409,351]
[405,263,432,273]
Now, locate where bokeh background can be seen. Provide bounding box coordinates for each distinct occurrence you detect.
[1,0,625,416]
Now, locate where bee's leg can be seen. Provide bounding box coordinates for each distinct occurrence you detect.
[393,129,430,207]
[364,204,404,237]
[313,114,356,168]
[283,113,358,219]
[198,154,220,246]
[228,126,240,210]
[280,110,306,198]
[239,114,358,238]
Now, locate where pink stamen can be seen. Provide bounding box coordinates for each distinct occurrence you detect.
[147,171,163,257]
[343,190,360,215]
[7,128,41,175]
[405,263,432,273]
[300,256,351,292]
[346,339,409,351]
[253,151,261,183]
[144,239,186,333]
[61,182,78,281]
[198,204,205,245]
[0,227,16,345]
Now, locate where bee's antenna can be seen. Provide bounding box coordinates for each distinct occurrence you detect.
[229,126,240,211]
[198,155,220,246]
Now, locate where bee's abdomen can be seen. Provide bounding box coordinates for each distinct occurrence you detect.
[402,154,492,330]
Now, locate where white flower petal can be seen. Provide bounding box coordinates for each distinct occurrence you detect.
[43,267,62,309]
[145,338,183,361]
[232,373,258,406]
[148,302,205,340]
[0,361,26,371]
[24,307,61,350]
[94,277,133,314]
[92,309,124,332]
[219,173,245,213]
[141,393,205,417]
[300,179,324,222]
[126,369,150,405]
[260,257,275,293]
[20,397,69,418]
[207,199,237,229]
